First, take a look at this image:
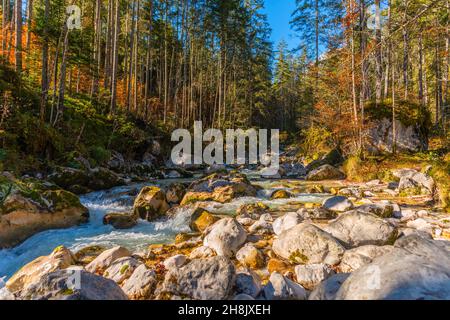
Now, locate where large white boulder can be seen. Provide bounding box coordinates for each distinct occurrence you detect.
[273,223,345,265]
[324,211,398,248]
[204,218,247,257]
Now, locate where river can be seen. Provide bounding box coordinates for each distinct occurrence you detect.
[0,175,329,280]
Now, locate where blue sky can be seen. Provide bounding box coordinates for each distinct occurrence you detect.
[262,0,298,51]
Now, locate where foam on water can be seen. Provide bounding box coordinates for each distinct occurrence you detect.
[0,173,328,280]
[0,182,192,279]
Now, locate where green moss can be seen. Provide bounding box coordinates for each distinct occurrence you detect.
[0,174,52,209]
[53,246,65,253]
[180,192,213,205]
[120,264,129,275]
[378,169,397,183]
[299,127,333,161]
[343,155,402,183]
[88,146,111,166]
[429,163,450,212]
[0,64,167,175]
[289,250,309,264]
[365,99,431,133]
[342,153,449,212]
[387,230,399,245]
[60,288,74,296]
[255,202,269,210]
[271,190,292,199]
[0,180,13,207]
[74,245,106,262]
[306,184,325,193]
[43,190,85,211]
[343,156,379,182]
[399,187,424,197]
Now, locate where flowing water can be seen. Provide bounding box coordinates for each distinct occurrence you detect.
[0,175,330,280]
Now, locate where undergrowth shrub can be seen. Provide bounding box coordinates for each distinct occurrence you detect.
[299,127,334,161]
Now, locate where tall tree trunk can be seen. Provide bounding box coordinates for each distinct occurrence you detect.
[350,0,358,125]
[14,0,22,75]
[1,0,8,53]
[26,0,32,51]
[359,0,368,153]
[163,0,168,124]
[7,2,14,59]
[110,0,120,115]
[418,31,424,105]
[392,58,396,154]
[375,0,382,103]
[104,0,113,90]
[40,0,50,122]
[53,27,69,127]
[50,29,64,124]
[444,0,449,128]
[314,0,319,93]
[402,0,409,100]
[435,39,443,127]
[91,0,102,97]
[144,0,153,120]
[126,0,136,111]
[384,0,392,100]
[133,0,140,113]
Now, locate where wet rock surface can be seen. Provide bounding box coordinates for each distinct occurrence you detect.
[160,256,236,300]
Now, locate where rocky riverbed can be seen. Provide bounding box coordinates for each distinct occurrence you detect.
[0,159,449,300]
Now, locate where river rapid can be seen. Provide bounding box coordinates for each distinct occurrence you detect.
[0,175,329,280]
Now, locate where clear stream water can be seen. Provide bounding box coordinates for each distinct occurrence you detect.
[0,176,329,280]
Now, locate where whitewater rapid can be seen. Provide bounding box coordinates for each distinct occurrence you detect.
[0,177,329,279]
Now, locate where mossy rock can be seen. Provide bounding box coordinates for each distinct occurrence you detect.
[271,190,293,200]
[175,233,200,244]
[365,100,431,132]
[289,249,309,264]
[52,245,66,254]
[236,202,269,216]
[48,167,90,191]
[180,192,214,206]
[398,187,425,197]
[0,174,51,209]
[306,164,346,181]
[189,208,218,232]
[166,183,187,204]
[429,163,450,212]
[43,190,87,212]
[290,188,304,194]
[133,186,170,221]
[343,156,395,183]
[306,148,344,172]
[329,187,341,195]
[74,245,106,265]
[306,185,325,194]
[120,264,130,275]
[87,167,124,190]
[267,258,291,274]
[103,212,137,229]
[68,185,92,195]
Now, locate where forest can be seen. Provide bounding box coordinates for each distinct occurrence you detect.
[0,0,448,168]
